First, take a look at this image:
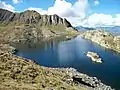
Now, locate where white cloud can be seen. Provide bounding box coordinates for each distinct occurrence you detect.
[0,1,15,11]
[82,13,114,27]
[81,13,120,27]
[12,0,22,4]
[94,0,100,6]
[48,0,88,26]
[48,0,73,17]
[28,0,88,19]
[114,14,120,26]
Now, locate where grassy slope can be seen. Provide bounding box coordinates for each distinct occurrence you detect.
[0,22,78,43]
[0,45,86,90]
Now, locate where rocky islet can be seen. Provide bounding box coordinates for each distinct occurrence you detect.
[85,51,102,63]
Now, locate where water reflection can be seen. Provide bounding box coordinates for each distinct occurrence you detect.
[58,42,75,65]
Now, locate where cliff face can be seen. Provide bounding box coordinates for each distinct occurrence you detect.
[83,30,120,53]
[0,9,77,43]
[0,9,72,27]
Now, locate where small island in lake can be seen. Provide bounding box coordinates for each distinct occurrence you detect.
[85,51,102,63]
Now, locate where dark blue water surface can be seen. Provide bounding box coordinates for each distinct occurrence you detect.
[15,35,120,90]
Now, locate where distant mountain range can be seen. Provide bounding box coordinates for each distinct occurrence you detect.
[75,26,120,35]
[75,26,95,31]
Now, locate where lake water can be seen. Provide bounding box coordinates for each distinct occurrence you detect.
[15,35,120,90]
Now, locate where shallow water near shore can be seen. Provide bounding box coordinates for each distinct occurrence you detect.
[14,35,120,90]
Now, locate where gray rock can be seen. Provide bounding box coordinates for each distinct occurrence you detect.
[64,68,114,90]
[82,30,120,53]
[0,9,72,27]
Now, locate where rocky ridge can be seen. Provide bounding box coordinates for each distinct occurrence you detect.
[0,9,71,27]
[82,30,120,53]
[0,9,78,43]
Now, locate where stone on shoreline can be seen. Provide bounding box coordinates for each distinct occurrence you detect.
[64,68,114,90]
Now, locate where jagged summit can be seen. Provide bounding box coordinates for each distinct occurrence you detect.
[0,8,77,43]
[0,8,72,27]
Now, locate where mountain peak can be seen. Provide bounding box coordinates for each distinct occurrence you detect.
[0,8,72,27]
[0,8,77,43]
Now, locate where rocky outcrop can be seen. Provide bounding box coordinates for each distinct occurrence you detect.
[85,51,102,63]
[64,68,114,90]
[82,30,120,53]
[0,9,78,43]
[0,9,72,27]
[0,44,114,90]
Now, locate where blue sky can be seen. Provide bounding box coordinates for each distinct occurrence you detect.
[90,0,120,14]
[0,0,120,27]
[1,0,119,14]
